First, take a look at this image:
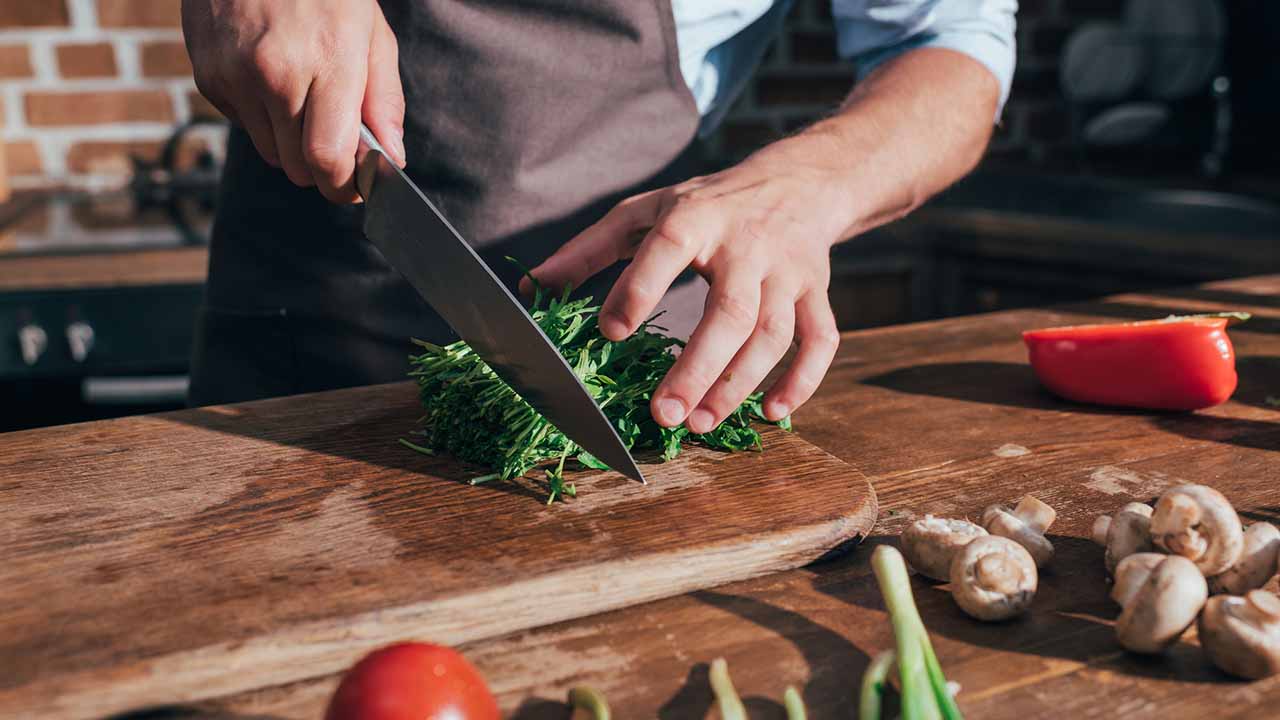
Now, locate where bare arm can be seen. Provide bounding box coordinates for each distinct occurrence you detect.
[525,47,1002,433]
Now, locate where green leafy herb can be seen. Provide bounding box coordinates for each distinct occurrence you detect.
[405,279,787,502]
[865,544,964,720]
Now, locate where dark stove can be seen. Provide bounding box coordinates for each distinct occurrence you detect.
[0,121,225,432]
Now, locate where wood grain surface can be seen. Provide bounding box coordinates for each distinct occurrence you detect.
[0,246,208,291]
[195,275,1280,719]
[0,384,874,719]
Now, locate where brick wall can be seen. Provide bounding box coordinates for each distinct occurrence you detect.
[0,0,212,191]
[707,0,1109,169]
[1,0,1103,190]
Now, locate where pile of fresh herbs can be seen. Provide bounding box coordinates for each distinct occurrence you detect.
[402,278,788,503]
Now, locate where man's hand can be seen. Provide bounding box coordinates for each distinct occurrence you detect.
[521,137,846,435]
[182,0,405,203]
[522,47,999,434]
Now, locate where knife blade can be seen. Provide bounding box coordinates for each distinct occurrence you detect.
[355,124,645,483]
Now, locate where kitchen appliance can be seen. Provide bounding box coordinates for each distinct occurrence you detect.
[0,121,224,432]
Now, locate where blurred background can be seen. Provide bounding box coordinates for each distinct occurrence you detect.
[1,0,1277,431]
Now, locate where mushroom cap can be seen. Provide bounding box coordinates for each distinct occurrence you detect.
[1114,554,1208,654]
[982,505,1054,568]
[950,535,1038,621]
[1199,590,1280,680]
[1150,484,1243,576]
[901,515,987,581]
[1103,503,1154,575]
[1209,522,1280,596]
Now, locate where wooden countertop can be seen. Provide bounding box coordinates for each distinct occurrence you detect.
[0,246,208,292]
[205,275,1280,719]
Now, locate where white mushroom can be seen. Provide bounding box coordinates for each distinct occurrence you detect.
[950,535,1038,621]
[1199,589,1280,679]
[1209,522,1280,596]
[982,495,1056,568]
[1092,502,1154,575]
[901,515,987,581]
[1112,553,1207,654]
[1150,484,1244,576]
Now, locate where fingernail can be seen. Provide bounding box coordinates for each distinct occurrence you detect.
[391,128,406,166]
[765,401,789,420]
[687,408,715,433]
[657,398,686,426]
[600,312,629,340]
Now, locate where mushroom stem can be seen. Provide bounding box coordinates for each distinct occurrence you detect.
[1013,495,1056,534]
[950,535,1038,621]
[982,496,1056,569]
[1150,484,1244,576]
[1092,516,1112,546]
[976,553,1027,596]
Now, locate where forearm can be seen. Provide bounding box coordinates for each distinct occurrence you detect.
[756,46,1001,243]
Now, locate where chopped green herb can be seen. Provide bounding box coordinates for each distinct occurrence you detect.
[405,279,787,501]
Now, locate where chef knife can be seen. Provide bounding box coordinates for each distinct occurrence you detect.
[355,124,645,483]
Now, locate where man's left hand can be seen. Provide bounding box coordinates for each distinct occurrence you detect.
[520,136,848,434]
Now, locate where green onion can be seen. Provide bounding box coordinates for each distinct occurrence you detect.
[783,685,807,720]
[567,686,611,719]
[406,277,787,502]
[709,657,747,720]
[867,545,964,720]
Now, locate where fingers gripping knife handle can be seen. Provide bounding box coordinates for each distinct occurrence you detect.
[356,123,386,201]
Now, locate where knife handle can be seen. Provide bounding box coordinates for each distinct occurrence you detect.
[356,123,385,201]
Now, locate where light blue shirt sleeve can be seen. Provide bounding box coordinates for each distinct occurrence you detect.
[832,0,1018,115]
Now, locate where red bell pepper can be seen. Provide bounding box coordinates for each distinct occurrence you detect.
[1022,313,1247,411]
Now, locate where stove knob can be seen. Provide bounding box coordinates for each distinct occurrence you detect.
[66,321,95,363]
[18,323,48,367]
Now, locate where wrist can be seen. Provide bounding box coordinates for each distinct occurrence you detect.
[764,128,872,247]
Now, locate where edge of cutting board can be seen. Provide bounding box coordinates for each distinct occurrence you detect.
[0,384,875,719]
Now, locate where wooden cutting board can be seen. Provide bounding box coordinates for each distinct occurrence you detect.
[0,381,875,719]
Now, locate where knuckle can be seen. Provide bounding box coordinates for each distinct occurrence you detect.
[648,222,698,254]
[757,312,795,348]
[303,140,346,172]
[710,292,758,328]
[248,44,295,95]
[810,326,840,352]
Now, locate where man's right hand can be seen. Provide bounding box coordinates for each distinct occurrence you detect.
[182,0,406,203]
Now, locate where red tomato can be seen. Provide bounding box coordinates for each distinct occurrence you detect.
[325,642,500,720]
[1022,316,1238,411]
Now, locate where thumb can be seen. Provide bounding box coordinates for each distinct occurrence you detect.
[362,12,406,167]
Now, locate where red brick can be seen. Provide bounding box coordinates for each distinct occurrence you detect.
[56,42,118,79]
[96,0,181,28]
[0,44,32,77]
[790,30,839,65]
[0,1,70,27]
[4,140,42,175]
[140,40,192,77]
[65,140,165,174]
[755,73,854,107]
[186,90,223,120]
[25,89,174,126]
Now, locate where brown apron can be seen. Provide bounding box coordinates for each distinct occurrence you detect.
[188,0,708,406]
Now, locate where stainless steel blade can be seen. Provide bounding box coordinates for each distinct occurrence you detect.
[355,125,645,483]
